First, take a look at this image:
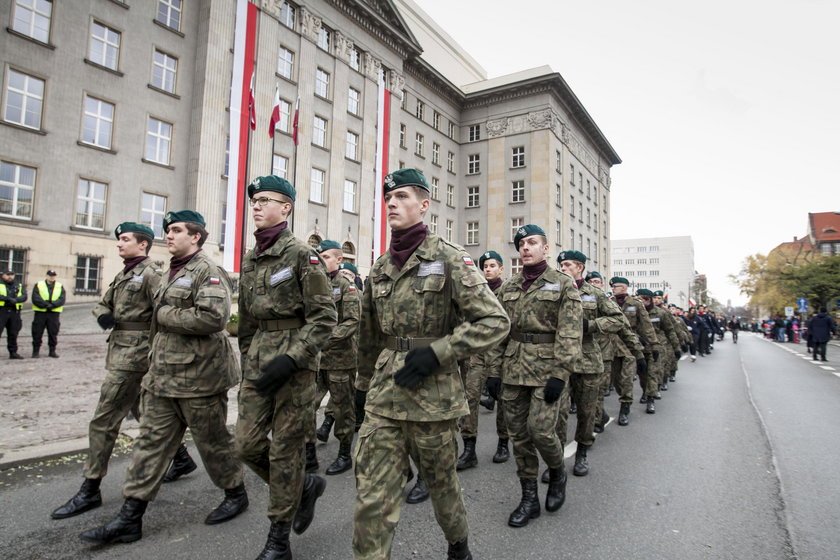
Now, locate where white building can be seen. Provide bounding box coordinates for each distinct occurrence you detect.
[610,236,695,308]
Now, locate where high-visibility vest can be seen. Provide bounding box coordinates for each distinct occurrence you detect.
[0,283,23,310]
[33,281,63,312]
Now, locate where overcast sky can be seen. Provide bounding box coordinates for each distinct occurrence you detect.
[417,0,839,307]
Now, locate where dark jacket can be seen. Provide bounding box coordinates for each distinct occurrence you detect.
[808,313,836,343]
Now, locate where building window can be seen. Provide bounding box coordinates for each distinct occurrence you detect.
[12,0,52,43]
[89,21,121,71]
[430,177,439,200]
[512,146,525,168]
[0,161,35,219]
[468,124,480,142]
[399,123,406,148]
[433,111,440,130]
[447,151,455,173]
[466,221,479,245]
[312,116,327,147]
[343,179,356,212]
[429,213,438,234]
[432,142,440,165]
[75,255,101,294]
[151,49,177,93]
[156,0,181,31]
[277,47,294,80]
[348,87,360,115]
[145,117,172,165]
[511,217,524,242]
[310,168,325,203]
[466,186,479,208]
[415,99,424,120]
[445,219,453,241]
[81,95,114,149]
[315,69,330,98]
[448,121,456,139]
[414,133,424,156]
[280,1,295,28]
[317,26,330,51]
[349,47,361,71]
[3,69,44,130]
[510,258,522,275]
[141,192,166,238]
[272,154,288,178]
[75,179,106,230]
[649,245,659,252]
[511,180,525,203]
[345,131,358,160]
[467,154,480,175]
[446,184,454,207]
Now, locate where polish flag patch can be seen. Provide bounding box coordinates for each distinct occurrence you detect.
[462,256,474,265]
[310,255,320,264]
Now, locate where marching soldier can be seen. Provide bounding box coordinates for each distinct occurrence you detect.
[353,169,509,559]
[487,225,582,528]
[0,269,26,359]
[80,211,247,545]
[635,288,680,413]
[236,176,337,560]
[31,270,65,358]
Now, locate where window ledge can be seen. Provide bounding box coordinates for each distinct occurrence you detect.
[1,120,46,135]
[153,19,185,38]
[83,58,124,77]
[5,28,55,49]
[141,158,175,170]
[147,84,180,99]
[77,140,116,154]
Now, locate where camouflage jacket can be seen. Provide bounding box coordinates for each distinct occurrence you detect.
[470,282,503,372]
[356,233,510,421]
[143,251,239,398]
[578,282,626,374]
[488,267,583,386]
[93,258,161,373]
[238,228,337,379]
[617,295,659,350]
[320,271,360,370]
[647,304,681,350]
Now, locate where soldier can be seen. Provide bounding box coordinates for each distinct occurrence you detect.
[309,239,361,476]
[235,176,337,560]
[353,169,509,560]
[31,270,65,358]
[0,269,26,359]
[486,225,582,528]
[79,211,247,545]
[554,252,623,477]
[635,288,680,413]
[456,250,510,470]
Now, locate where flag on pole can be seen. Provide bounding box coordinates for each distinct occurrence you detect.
[248,71,257,130]
[269,84,281,138]
[292,97,300,145]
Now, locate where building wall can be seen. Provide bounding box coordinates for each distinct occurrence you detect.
[611,236,695,308]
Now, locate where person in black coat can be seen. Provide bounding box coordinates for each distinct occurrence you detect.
[808,307,837,361]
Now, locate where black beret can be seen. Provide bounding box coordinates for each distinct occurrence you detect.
[247,175,296,202]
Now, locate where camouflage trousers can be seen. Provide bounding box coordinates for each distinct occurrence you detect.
[310,368,355,446]
[123,391,243,501]
[639,349,663,398]
[459,362,507,439]
[84,369,145,480]
[503,384,564,480]
[556,372,601,448]
[236,372,315,523]
[353,412,467,559]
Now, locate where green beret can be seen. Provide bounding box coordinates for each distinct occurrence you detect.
[609,276,630,286]
[636,288,654,297]
[247,175,296,202]
[586,271,602,281]
[557,250,587,264]
[513,224,546,250]
[316,240,341,253]
[114,221,155,240]
[653,290,664,297]
[478,250,503,269]
[384,168,429,193]
[163,210,206,233]
[339,262,359,275]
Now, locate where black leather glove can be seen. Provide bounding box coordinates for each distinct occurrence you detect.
[254,355,298,396]
[582,318,589,333]
[681,344,689,353]
[486,377,502,400]
[97,313,116,330]
[652,350,660,362]
[674,350,681,360]
[394,347,439,389]
[354,389,367,415]
[636,357,648,375]
[543,377,565,404]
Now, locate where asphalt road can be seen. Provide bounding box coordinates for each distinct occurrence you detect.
[1,333,836,559]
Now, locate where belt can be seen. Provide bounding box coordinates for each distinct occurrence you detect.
[114,321,151,331]
[509,330,555,344]
[259,317,304,331]
[384,336,437,351]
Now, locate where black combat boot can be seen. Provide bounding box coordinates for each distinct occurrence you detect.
[545,464,567,512]
[163,444,197,483]
[325,442,352,475]
[447,537,473,560]
[305,442,319,473]
[52,478,102,519]
[205,483,249,524]
[492,438,510,463]
[406,475,429,504]
[618,402,630,426]
[508,478,540,528]
[79,497,147,544]
[292,473,326,535]
[255,521,292,560]
[316,415,334,443]
[646,397,656,414]
[456,437,478,471]
[32,346,40,358]
[573,444,589,477]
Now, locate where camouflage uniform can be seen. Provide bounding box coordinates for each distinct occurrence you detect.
[236,227,337,523]
[489,267,582,480]
[85,258,161,480]
[122,251,243,501]
[643,304,680,398]
[352,234,509,559]
[616,295,658,400]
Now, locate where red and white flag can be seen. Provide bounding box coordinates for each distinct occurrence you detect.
[292,97,300,145]
[248,71,256,130]
[268,84,281,137]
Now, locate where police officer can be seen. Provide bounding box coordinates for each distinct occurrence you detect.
[487,225,582,528]
[31,270,65,358]
[0,269,26,359]
[235,176,336,560]
[80,211,247,545]
[353,169,509,560]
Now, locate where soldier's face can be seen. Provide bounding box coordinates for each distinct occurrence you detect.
[611,283,628,295]
[588,277,603,289]
[166,223,200,258]
[483,259,503,281]
[385,187,429,231]
[117,233,146,259]
[320,249,342,273]
[559,260,584,280]
[518,236,547,265]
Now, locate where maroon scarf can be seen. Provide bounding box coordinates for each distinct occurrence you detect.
[169,249,201,281]
[521,260,547,291]
[255,221,288,255]
[615,293,628,307]
[487,277,502,292]
[389,222,428,269]
[122,256,146,274]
